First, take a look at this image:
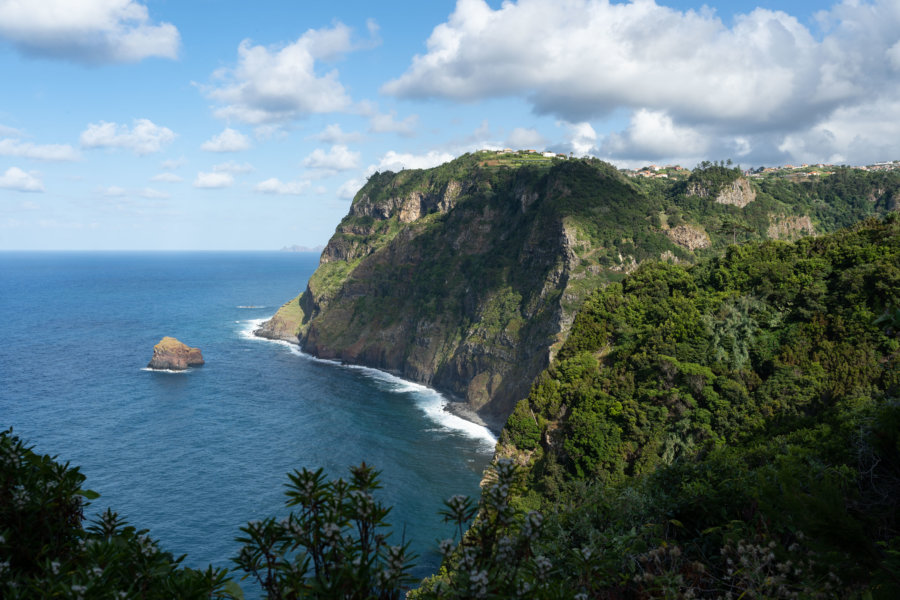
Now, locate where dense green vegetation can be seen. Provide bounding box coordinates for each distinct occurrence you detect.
[0,429,236,599]
[6,150,900,598]
[269,151,897,424]
[496,215,900,596]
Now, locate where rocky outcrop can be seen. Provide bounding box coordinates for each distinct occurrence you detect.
[254,295,305,343]
[147,337,204,370]
[767,215,816,240]
[666,224,711,251]
[715,178,756,207]
[687,176,756,208]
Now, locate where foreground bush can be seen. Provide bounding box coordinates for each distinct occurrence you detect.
[0,428,236,599]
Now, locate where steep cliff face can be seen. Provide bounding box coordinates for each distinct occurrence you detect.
[261,154,896,429]
[260,155,687,427]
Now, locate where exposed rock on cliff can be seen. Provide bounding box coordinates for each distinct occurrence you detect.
[766,214,816,240]
[715,177,756,207]
[147,337,204,370]
[666,224,711,251]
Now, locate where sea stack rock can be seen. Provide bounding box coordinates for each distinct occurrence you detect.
[147,337,204,370]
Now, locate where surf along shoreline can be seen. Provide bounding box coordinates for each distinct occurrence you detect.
[243,317,500,445]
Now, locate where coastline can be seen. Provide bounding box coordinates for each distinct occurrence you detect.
[244,317,499,447]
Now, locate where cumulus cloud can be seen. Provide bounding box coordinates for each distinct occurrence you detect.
[557,121,598,157]
[337,178,364,200]
[150,172,182,183]
[0,0,179,63]
[254,178,309,195]
[302,145,360,171]
[777,96,900,166]
[601,110,709,159]
[384,0,900,165]
[310,124,365,144]
[0,138,80,161]
[0,167,44,192]
[81,119,175,155]
[193,171,234,189]
[371,150,455,173]
[201,128,251,152]
[204,22,373,124]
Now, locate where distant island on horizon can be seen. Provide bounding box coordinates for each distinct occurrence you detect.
[279,244,324,253]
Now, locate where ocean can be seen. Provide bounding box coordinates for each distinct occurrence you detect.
[0,251,495,595]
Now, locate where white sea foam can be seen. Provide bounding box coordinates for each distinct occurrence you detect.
[238,317,270,341]
[337,362,497,449]
[243,317,497,450]
[140,367,190,374]
[236,305,266,309]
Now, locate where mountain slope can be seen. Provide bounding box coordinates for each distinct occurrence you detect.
[417,215,900,598]
[259,152,899,427]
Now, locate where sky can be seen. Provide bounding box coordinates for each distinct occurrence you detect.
[1,0,899,250]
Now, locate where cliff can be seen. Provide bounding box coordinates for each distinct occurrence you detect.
[261,153,899,428]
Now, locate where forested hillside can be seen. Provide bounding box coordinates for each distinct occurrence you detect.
[438,215,900,597]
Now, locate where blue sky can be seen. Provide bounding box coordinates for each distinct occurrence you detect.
[1,0,897,250]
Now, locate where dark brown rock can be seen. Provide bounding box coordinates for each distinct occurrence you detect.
[147,336,204,370]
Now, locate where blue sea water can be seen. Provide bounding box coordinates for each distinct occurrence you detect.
[0,252,495,595]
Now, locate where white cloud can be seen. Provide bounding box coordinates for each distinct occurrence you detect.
[0,0,179,63]
[302,145,360,171]
[383,0,824,125]
[254,178,309,195]
[368,111,418,137]
[311,124,365,144]
[561,122,598,157]
[201,128,251,152]
[193,171,234,189]
[81,119,175,155]
[384,0,900,165]
[337,178,364,199]
[372,150,455,173]
[778,96,900,166]
[0,167,44,192]
[505,127,545,150]
[602,110,709,159]
[151,172,182,183]
[205,23,359,125]
[0,138,80,161]
[212,161,254,174]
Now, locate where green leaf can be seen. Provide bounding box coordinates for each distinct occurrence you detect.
[76,488,100,500]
